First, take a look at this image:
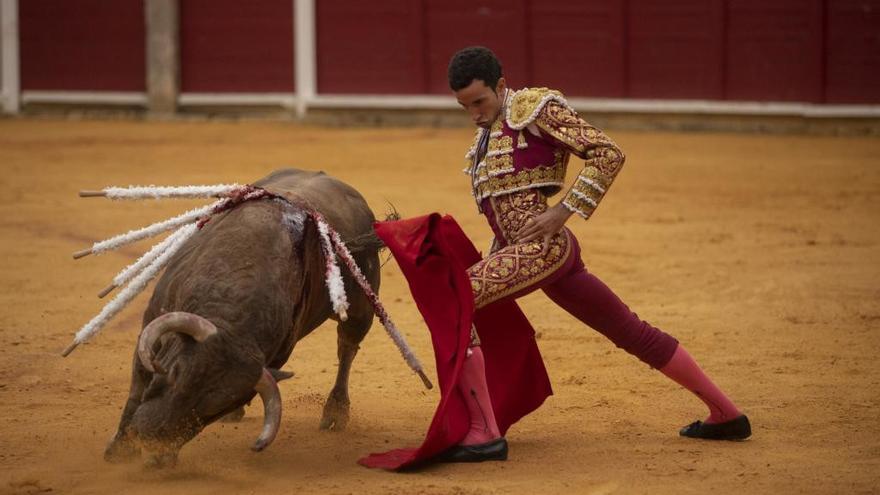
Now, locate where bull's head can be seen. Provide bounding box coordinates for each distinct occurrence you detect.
[111,312,281,468]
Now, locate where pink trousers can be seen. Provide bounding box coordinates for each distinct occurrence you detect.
[467,190,679,369]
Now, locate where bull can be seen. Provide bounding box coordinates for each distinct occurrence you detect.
[103,169,383,468]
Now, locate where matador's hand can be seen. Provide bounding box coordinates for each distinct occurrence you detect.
[514,202,574,252]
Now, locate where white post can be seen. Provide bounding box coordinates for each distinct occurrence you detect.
[1,0,20,114]
[294,0,316,119]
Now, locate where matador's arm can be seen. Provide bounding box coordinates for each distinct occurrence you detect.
[533,101,626,220]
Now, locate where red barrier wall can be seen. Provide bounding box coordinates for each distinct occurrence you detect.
[628,0,725,99]
[423,0,530,94]
[825,0,880,103]
[16,0,880,104]
[316,0,424,94]
[180,0,294,93]
[19,0,145,91]
[529,0,626,98]
[725,0,824,102]
[314,0,877,103]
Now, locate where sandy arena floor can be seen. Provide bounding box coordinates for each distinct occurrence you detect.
[0,118,878,495]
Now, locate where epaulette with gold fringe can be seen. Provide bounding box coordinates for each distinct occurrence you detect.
[504,87,574,130]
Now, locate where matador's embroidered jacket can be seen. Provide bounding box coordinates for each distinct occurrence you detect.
[463,87,625,220]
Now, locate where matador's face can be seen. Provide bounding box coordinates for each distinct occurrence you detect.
[454,78,507,129]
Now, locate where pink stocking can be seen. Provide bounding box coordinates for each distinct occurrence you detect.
[458,347,502,445]
[660,345,741,424]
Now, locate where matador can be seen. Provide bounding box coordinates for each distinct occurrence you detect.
[433,46,752,463]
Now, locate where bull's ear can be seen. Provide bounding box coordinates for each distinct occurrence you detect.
[268,369,295,382]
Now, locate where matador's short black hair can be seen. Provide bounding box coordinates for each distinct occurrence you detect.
[447,46,503,91]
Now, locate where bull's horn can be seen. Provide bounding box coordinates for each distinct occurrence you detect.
[137,312,218,373]
[251,368,282,452]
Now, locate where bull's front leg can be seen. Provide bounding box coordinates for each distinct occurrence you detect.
[104,354,150,463]
[320,316,369,431]
[320,251,378,431]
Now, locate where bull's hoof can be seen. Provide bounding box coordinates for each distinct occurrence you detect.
[103,439,140,464]
[144,451,178,470]
[319,396,350,431]
[219,406,246,423]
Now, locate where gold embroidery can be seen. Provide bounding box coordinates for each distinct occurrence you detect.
[491,190,547,244]
[486,154,513,175]
[506,87,566,129]
[472,165,566,201]
[488,135,512,152]
[553,148,566,169]
[568,177,603,204]
[465,128,483,160]
[536,102,624,174]
[468,227,572,309]
[562,194,596,219]
[581,165,603,182]
[536,101,625,220]
[517,130,528,149]
[464,91,623,220]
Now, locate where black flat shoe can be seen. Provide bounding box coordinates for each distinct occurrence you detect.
[680,414,751,440]
[435,437,509,463]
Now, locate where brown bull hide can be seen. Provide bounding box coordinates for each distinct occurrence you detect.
[103,169,381,468]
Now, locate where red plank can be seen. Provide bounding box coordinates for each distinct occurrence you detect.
[180,0,294,93]
[316,0,424,94]
[19,0,145,91]
[529,0,626,98]
[725,0,823,102]
[627,0,724,99]
[825,0,880,103]
[424,0,529,94]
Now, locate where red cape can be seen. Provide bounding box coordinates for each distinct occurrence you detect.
[358,214,552,470]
